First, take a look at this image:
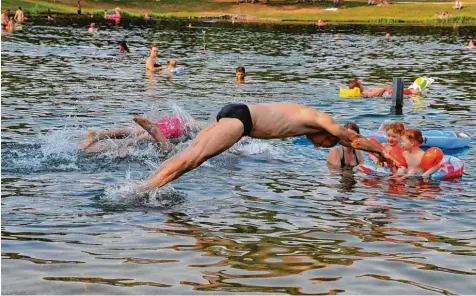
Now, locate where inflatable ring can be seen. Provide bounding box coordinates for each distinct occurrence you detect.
[359,155,464,180]
[363,130,471,150]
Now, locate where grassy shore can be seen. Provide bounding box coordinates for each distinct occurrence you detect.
[3,0,476,25]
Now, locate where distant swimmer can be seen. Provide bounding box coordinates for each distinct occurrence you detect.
[88,23,95,33]
[167,59,177,71]
[385,32,391,38]
[235,66,246,84]
[14,6,25,24]
[348,79,392,97]
[135,102,393,191]
[119,41,130,53]
[146,46,167,72]
[187,23,193,28]
[79,116,204,153]
[468,40,475,49]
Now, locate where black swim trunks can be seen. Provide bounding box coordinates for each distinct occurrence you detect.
[216,103,253,136]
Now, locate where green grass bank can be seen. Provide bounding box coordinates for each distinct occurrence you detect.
[2,0,476,25]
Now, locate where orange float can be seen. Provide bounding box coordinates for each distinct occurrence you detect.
[421,147,444,170]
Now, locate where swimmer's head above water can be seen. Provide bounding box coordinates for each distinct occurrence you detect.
[169,59,177,68]
[306,131,340,148]
[236,66,245,82]
[118,41,130,53]
[349,78,364,93]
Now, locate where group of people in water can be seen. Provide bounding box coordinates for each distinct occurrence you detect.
[79,98,443,191]
[1,7,24,32]
[328,121,441,178]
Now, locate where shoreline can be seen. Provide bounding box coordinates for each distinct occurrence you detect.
[3,0,476,26]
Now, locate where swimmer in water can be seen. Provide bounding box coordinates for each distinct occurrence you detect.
[146,46,167,72]
[134,102,394,191]
[348,79,392,97]
[397,128,441,178]
[119,41,130,53]
[468,40,475,49]
[236,66,245,84]
[167,59,177,71]
[327,122,364,168]
[79,116,205,153]
[88,23,95,33]
[385,32,391,38]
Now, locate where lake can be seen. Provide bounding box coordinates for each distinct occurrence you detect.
[2,18,475,294]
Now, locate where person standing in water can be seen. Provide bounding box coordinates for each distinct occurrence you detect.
[146,46,167,72]
[327,122,364,168]
[14,7,24,24]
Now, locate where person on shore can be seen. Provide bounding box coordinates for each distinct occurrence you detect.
[146,46,167,72]
[453,0,463,9]
[119,41,130,53]
[77,1,81,16]
[134,102,392,191]
[144,10,150,20]
[397,129,441,178]
[236,66,246,83]
[88,23,96,33]
[14,7,25,24]
[327,122,364,168]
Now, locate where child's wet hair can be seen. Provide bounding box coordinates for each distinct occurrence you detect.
[349,78,360,89]
[236,66,245,73]
[386,122,405,135]
[402,128,424,144]
[344,121,360,134]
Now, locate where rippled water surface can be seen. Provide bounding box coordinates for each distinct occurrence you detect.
[2,19,476,294]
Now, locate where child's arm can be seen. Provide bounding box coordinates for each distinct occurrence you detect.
[422,163,441,179]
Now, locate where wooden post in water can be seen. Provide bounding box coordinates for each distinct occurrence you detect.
[391,78,404,115]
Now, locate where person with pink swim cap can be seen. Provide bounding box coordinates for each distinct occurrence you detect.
[79,116,203,153]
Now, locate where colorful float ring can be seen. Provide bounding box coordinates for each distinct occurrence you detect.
[359,155,464,180]
[339,87,361,98]
[364,130,471,150]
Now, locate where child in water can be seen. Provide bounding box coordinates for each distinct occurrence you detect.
[370,121,406,172]
[397,128,441,178]
[236,66,245,83]
[118,41,130,53]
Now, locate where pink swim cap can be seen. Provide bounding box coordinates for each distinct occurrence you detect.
[156,117,187,139]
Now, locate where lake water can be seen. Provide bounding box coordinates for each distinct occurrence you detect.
[2,18,476,294]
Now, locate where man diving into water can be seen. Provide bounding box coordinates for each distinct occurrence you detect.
[133,102,393,191]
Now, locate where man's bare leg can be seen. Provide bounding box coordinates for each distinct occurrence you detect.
[79,128,141,150]
[137,118,244,191]
[133,117,173,152]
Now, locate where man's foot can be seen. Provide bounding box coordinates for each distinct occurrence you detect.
[79,130,97,150]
